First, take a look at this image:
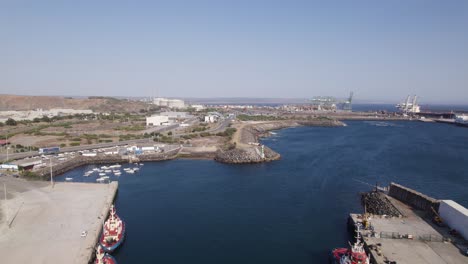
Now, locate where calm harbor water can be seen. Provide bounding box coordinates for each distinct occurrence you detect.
[58,121,468,263]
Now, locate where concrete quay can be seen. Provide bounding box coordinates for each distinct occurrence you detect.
[349,193,467,264]
[0,177,118,264]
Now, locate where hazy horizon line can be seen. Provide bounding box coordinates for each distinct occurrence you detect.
[2,93,468,105]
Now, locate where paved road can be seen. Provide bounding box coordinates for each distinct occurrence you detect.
[0,138,155,161]
[208,118,232,133]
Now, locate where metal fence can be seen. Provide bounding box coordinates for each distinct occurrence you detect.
[379,231,444,242]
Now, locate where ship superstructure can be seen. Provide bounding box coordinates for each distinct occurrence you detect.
[331,225,370,264]
[455,114,468,127]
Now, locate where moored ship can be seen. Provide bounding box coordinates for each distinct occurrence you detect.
[396,95,420,114]
[455,114,468,127]
[331,225,370,264]
[99,204,126,252]
[95,245,117,264]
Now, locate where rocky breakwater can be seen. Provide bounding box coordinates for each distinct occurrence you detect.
[215,118,345,164]
[214,145,280,164]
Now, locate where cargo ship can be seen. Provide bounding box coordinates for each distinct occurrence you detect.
[396,95,420,114]
[331,225,370,264]
[455,114,468,127]
[95,245,117,264]
[99,205,126,253]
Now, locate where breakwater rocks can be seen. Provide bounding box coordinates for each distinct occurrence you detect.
[361,191,402,217]
[214,145,280,164]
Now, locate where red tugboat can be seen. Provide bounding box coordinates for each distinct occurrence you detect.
[95,245,117,264]
[99,204,126,253]
[331,225,370,264]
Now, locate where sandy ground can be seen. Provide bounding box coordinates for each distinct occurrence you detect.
[0,177,117,264]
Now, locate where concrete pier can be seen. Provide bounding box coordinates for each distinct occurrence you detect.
[388,182,440,212]
[0,177,118,264]
[349,193,467,264]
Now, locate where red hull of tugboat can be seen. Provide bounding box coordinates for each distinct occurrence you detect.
[99,220,125,252]
[95,254,117,264]
[99,205,126,253]
[95,245,118,264]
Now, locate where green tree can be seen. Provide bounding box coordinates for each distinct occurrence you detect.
[6,118,17,126]
[41,116,51,123]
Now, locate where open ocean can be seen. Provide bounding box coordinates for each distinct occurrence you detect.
[58,120,468,263]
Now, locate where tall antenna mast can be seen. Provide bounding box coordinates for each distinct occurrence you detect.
[49,157,54,187]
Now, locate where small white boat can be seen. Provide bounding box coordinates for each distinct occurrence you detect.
[99,172,106,176]
[110,164,122,168]
[139,163,144,166]
[126,169,135,174]
[114,172,122,176]
[105,169,112,173]
[96,177,105,182]
[101,166,109,170]
[101,176,110,180]
[123,168,131,171]
[133,167,140,171]
[65,177,73,181]
[93,168,100,172]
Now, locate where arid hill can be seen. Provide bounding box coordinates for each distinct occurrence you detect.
[0,94,150,113]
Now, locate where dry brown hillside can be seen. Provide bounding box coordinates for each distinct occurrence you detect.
[0,94,150,113]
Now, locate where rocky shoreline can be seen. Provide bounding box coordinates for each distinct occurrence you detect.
[214,119,345,164]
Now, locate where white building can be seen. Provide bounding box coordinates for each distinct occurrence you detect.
[146,115,169,126]
[438,200,468,240]
[153,98,185,109]
[160,112,190,120]
[190,104,205,111]
[204,115,218,123]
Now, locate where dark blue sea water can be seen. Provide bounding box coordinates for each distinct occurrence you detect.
[57,121,468,263]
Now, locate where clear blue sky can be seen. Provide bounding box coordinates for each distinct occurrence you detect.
[1,0,467,103]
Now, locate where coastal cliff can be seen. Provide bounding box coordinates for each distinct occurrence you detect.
[214,119,344,164]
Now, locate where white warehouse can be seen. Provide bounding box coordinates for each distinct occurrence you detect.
[438,200,468,240]
[153,98,185,109]
[146,115,169,126]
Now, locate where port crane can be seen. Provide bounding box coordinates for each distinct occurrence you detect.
[310,91,354,111]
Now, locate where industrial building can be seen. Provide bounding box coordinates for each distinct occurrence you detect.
[152,98,185,109]
[146,115,169,126]
[160,111,189,119]
[204,115,218,123]
[190,104,205,111]
[438,200,468,240]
